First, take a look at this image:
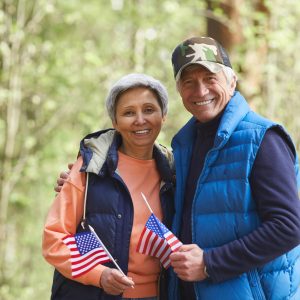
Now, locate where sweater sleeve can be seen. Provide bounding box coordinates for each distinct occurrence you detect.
[42,156,108,287]
[203,128,300,283]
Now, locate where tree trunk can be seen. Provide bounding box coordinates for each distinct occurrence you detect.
[206,0,244,52]
[205,0,270,103]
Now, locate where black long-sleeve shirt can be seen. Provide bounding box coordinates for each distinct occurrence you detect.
[180,117,300,298]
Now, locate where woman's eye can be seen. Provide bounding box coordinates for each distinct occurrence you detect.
[144,107,154,114]
[123,111,134,116]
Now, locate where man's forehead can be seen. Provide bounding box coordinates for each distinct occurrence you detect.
[180,64,217,78]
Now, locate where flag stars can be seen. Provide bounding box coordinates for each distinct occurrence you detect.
[62,231,111,278]
[75,232,102,255]
[146,214,169,237]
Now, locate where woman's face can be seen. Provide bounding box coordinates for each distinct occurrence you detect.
[113,87,166,159]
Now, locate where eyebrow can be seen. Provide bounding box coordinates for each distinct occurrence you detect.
[118,102,158,109]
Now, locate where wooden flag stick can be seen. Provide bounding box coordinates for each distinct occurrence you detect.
[141,192,153,214]
[88,225,126,277]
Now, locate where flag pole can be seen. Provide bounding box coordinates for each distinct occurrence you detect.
[141,192,153,214]
[88,225,126,277]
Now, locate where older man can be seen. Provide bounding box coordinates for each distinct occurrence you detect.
[168,37,300,300]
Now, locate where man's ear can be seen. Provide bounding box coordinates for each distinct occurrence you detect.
[229,75,237,95]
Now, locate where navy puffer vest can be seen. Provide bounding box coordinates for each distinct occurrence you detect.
[51,130,175,300]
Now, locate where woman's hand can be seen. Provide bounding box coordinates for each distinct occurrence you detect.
[100,268,135,295]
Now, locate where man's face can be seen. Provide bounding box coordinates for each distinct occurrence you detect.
[177,65,236,123]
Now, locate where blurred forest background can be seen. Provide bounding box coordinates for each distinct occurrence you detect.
[1,0,300,299]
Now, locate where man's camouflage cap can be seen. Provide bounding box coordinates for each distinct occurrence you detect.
[171,37,232,81]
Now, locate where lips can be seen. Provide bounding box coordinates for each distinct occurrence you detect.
[194,98,214,106]
[133,129,151,135]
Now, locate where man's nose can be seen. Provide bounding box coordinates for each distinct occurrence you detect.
[195,82,209,96]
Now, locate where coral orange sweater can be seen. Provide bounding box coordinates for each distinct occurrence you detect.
[43,152,162,298]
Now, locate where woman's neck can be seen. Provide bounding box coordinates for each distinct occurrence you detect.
[119,144,154,160]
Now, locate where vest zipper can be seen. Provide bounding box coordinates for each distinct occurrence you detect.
[248,270,266,300]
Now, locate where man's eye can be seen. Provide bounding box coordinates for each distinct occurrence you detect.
[181,81,193,88]
[207,76,217,82]
[183,79,193,84]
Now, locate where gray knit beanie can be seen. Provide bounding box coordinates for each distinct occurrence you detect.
[106,73,168,122]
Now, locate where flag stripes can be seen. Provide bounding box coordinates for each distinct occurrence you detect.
[62,232,110,278]
[136,213,182,269]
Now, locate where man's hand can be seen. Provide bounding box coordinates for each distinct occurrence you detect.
[100,268,135,295]
[54,163,74,193]
[170,244,207,281]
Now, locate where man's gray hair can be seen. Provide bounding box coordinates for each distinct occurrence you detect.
[106,73,168,122]
[221,65,238,85]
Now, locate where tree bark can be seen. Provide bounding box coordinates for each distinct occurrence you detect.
[206,0,244,52]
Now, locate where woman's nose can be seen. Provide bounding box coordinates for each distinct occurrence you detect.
[134,112,146,124]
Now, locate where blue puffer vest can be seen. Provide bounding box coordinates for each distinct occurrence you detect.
[169,92,300,300]
[51,129,175,300]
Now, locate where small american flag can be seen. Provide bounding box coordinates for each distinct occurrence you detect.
[62,231,111,278]
[136,213,182,268]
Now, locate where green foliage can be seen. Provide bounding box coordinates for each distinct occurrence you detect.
[238,0,300,148]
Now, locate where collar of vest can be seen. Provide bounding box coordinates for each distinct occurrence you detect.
[172,91,250,149]
[79,129,175,184]
[79,128,116,175]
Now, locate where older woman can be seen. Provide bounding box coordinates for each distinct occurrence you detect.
[42,74,175,300]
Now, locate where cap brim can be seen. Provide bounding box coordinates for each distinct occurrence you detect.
[175,61,223,81]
